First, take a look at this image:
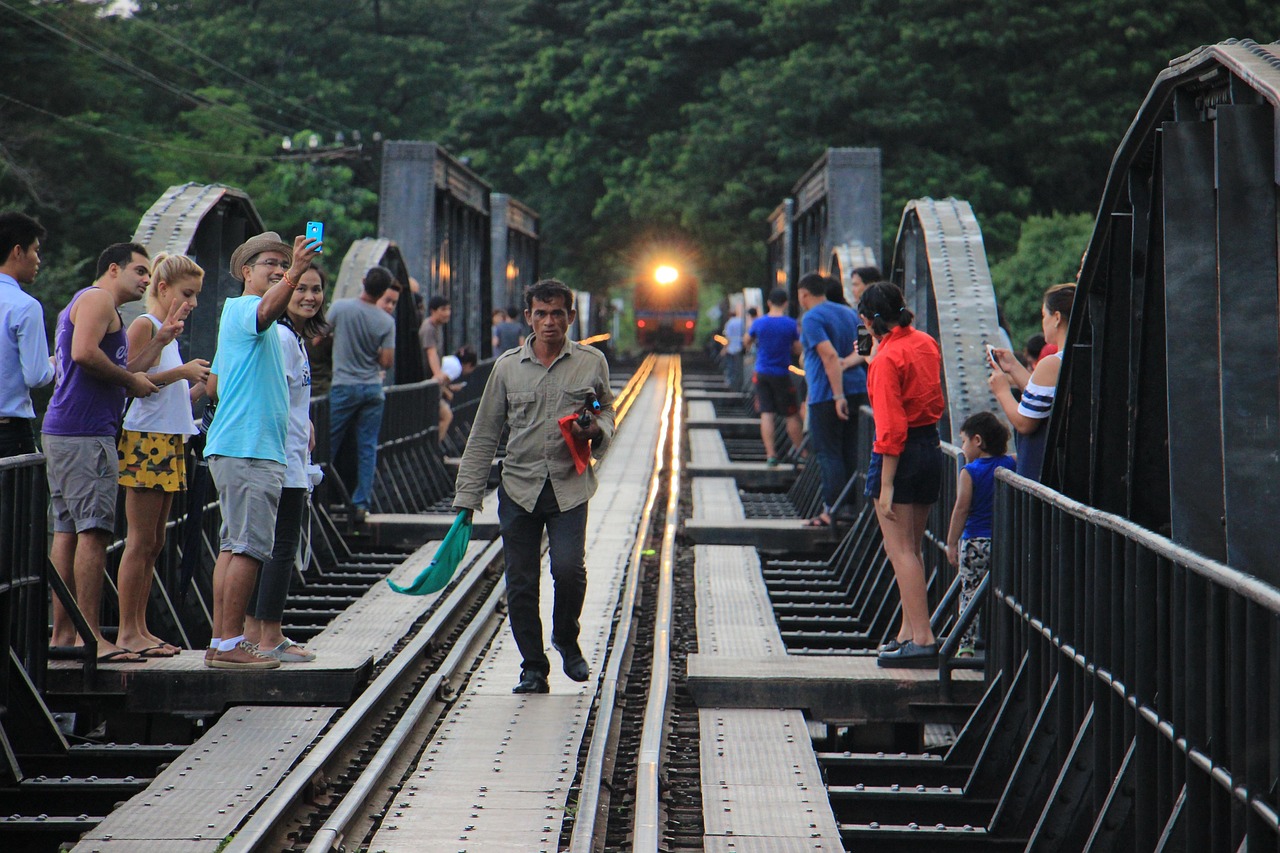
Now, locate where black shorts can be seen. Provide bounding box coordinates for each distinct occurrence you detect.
[864,424,942,505]
[754,373,800,416]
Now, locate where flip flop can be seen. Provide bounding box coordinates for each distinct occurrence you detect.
[804,515,832,528]
[97,649,145,664]
[128,645,178,658]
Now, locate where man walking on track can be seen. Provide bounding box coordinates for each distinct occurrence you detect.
[747,287,804,466]
[453,279,616,695]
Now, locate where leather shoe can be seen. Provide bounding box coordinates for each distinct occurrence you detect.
[553,640,590,682]
[513,669,549,694]
[877,640,939,669]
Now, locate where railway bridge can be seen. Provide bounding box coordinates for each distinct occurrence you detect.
[1,39,1279,852]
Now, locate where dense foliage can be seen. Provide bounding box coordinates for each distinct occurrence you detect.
[2,0,1278,334]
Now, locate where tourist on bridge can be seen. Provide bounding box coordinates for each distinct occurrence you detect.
[797,272,864,528]
[746,287,803,467]
[987,283,1076,481]
[453,279,616,695]
[858,281,946,668]
[327,265,396,519]
[203,230,318,670]
[243,262,328,664]
[0,212,54,458]
[420,294,456,444]
[491,307,524,355]
[944,411,1015,657]
[721,304,745,390]
[44,243,184,664]
[115,252,210,658]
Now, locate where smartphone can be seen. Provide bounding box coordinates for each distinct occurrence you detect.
[306,221,324,253]
[856,324,873,357]
[985,344,999,369]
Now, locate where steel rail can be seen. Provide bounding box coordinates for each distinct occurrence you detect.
[568,354,674,852]
[223,538,504,853]
[632,356,684,850]
[305,579,507,852]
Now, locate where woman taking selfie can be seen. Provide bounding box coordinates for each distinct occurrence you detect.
[859,283,946,668]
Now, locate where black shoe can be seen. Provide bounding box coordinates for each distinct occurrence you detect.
[552,640,589,683]
[877,641,939,669]
[513,669,549,694]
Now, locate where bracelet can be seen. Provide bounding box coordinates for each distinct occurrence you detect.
[281,272,296,289]
[834,395,847,401]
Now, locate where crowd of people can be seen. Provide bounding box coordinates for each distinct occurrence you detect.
[725,263,1076,668]
[0,210,517,671]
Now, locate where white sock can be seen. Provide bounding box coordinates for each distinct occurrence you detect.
[209,638,221,650]
[218,635,244,653]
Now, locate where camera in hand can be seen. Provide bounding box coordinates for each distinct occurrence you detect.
[577,391,601,428]
[856,325,873,357]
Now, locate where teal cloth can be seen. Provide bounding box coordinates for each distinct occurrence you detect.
[387,511,473,595]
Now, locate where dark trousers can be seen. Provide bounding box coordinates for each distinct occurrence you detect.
[809,395,865,512]
[249,487,307,622]
[0,419,36,458]
[498,480,588,675]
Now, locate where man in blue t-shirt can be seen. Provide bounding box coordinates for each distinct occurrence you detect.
[204,230,318,670]
[747,288,803,466]
[798,272,865,526]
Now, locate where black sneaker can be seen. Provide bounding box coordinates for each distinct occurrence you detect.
[513,669,549,694]
[552,640,590,682]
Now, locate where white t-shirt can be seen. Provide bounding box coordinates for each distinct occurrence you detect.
[123,314,197,436]
[276,322,313,488]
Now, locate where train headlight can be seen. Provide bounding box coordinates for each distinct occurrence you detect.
[654,265,679,285]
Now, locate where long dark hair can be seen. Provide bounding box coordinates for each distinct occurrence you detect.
[858,282,913,336]
[290,263,330,340]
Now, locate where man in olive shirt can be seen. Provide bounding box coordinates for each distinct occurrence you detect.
[453,279,616,694]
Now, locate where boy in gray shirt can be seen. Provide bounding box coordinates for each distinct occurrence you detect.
[327,266,396,517]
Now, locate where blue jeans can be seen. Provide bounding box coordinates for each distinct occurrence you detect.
[329,383,384,510]
[808,396,864,513]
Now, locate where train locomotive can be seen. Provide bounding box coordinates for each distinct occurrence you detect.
[633,263,698,350]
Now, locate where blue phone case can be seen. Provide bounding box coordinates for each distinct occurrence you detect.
[306,221,324,253]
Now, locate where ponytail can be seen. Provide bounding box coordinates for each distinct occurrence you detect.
[858,282,913,336]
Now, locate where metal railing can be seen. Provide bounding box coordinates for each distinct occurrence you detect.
[989,467,1280,849]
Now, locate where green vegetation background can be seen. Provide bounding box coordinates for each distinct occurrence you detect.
[2,0,1277,343]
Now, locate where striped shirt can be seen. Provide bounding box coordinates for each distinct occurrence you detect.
[1016,351,1063,420]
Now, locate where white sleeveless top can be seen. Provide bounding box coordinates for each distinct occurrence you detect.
[122,314,197,437]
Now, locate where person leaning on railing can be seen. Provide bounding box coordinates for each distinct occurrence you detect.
[858,282,947,669]
[986,283,1076,482]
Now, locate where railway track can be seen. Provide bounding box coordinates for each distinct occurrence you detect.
[209,354,709,853]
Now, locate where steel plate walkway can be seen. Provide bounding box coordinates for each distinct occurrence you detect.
[362,360,670,852]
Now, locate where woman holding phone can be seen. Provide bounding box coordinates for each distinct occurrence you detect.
[987,283,1076,482]
[858,283,947,668]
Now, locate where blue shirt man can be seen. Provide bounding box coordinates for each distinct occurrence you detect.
[797,273,865,524]
[0,212,54,456]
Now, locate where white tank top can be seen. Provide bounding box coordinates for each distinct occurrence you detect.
[122,314,197,437]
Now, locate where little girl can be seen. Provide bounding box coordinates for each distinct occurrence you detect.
[116,252,211,656]
[944,411,1016,657]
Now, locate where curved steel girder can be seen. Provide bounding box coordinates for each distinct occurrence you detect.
[889,197,1007,443]
[132,181,264,260]
[830,241,878,305]
[335,238,397,301]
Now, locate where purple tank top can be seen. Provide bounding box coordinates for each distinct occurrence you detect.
[42,287,128,437]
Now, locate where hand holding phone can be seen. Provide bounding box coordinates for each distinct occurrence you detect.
[306,220,324,253]
[985,344,1000,370]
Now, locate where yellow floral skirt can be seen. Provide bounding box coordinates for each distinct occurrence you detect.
[118,430,188,492]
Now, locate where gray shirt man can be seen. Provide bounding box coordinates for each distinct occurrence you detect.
[329,298,395,385]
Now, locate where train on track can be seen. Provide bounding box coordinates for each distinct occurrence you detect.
[633,262,699,349]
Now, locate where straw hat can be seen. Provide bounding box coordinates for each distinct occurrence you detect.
[229,231,291,281]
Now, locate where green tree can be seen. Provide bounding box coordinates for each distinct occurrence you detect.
[989,212,1094,345]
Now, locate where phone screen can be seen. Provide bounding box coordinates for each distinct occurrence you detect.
[306,221,324,253]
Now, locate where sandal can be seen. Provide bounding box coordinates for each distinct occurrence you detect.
[804,515,832,528]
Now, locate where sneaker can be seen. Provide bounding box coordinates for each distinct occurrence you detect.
[258,638,317,663]
[513,669,549,694]
[208,640,281,670]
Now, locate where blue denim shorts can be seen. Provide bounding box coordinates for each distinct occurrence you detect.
[864,424,942,505]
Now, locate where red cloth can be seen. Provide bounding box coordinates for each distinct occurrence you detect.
[1037,343,1059,363]
[558,414,593,474]
[866,326,946,456]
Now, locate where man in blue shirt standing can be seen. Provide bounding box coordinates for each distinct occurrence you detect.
[746,288,803,466]
[0,212,54,457]
[205,231,318,670]
[798,272,865,527]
